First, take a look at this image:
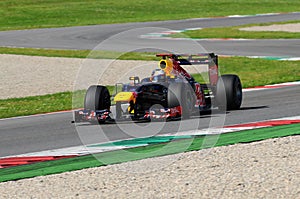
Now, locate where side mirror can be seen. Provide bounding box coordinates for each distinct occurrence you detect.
[129,76,140,85]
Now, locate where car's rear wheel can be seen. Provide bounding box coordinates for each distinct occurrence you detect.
[216,75,242,111]
[84,85,111,111]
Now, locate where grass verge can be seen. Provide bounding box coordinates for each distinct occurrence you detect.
[172,20,300,39]
[0,123,299,182]
[0,92,73,119]
[1,0,300,31]
[0,47,159,61]
[0,88,112,119]
[1,57,299,119]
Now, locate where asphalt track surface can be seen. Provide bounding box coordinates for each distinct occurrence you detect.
[1,85,299,157]
[0,12,300,56]
[1,13,300,157]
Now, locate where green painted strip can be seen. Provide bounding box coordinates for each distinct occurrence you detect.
[0,123,299,182]
[263,57,288,61]
[88,135,193,147]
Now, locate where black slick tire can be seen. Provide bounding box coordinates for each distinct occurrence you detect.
[84,85,111,111]
[216,75,242,111]
[168,83,195,119]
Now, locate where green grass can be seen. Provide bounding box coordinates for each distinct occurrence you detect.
[0,92,73,118]
[0,47,159,61]
[1,57,299,119]
[0,88,116,119]
[173,20,300,39]
[1,0,300,31]
[0,47,90,58]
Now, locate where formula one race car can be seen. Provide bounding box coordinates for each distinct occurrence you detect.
[74,53,242,123]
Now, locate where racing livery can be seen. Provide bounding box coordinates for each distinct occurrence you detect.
[74,53,242,123]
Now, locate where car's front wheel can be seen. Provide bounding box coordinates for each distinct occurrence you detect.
[84,85,111,111]
[168,83,195,119]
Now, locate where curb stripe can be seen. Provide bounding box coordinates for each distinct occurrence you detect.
[243,81,300,92]
[1,116,300,169]
[0,155,77,168]
[225,120,300,128]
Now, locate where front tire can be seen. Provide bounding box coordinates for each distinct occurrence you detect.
[84,85,111,110]
[115,102,122,120]
[168,83,195,119]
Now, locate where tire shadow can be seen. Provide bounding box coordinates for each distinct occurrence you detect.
[239,105,269,110]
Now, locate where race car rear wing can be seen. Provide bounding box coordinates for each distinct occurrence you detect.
[156,53,219,86]
[156,53,218,65]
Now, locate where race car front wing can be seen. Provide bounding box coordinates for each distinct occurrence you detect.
[73,105,182,123]
[74,109,111,123]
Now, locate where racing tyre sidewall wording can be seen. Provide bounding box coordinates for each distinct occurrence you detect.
[216,74,242,111]
[84,85,111,110]
[168,83,195,119]
[183,84,196,118]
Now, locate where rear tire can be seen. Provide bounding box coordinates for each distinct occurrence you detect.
[84,85,111,110]
[216,75,242,111]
